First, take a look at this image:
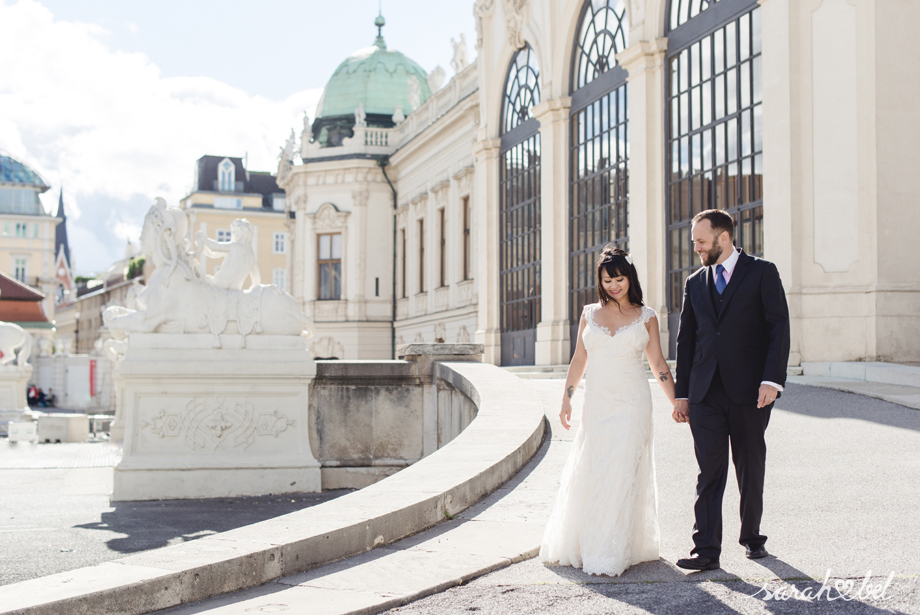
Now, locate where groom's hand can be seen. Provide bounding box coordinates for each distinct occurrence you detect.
[757,383,779,408]
[672,400,689,424]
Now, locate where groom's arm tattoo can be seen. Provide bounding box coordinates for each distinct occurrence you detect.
[658,371,669,382]
[566,385,575,399]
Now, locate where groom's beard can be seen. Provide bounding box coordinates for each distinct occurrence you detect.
[699,244,723,266]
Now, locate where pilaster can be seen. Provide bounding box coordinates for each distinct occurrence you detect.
[471,138,502,365]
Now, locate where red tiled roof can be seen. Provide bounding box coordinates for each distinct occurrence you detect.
[0,300,48,322]
[0,271,45,301]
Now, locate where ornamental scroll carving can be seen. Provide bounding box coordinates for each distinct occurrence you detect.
[313,203,349,231]
[503,0,528,50]
[140,398,296,452]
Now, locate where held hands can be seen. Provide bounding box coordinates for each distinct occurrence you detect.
[672,399,689,424]
[757,383,779,408]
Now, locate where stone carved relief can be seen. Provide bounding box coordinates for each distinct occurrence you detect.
[311,336,345,360]
[456,325,471,343]
[430,180,450,208]
[413,332,425,343]
[194,218,260,290]
[102,199,313,344]
[503,0,528,49]
[277,129,296,185]
[313,203,349,231]
[453,166,474,195]
[140,398,296,452]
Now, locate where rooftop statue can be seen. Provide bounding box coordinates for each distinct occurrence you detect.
[450,33,469,73]
[103,198,314,346]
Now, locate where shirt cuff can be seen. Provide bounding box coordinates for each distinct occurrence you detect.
[761,381,784,392]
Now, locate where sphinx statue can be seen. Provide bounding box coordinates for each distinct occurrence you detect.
[103,198,314,346]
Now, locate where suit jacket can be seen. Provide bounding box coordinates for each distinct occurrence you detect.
[675,250,791,405]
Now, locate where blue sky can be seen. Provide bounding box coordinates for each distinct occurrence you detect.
[0,0,477,275]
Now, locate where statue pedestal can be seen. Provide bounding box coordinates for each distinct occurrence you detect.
[0,364,31,436]
[112,334,320,501]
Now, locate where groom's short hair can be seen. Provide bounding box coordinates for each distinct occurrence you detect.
[693,209,734,240]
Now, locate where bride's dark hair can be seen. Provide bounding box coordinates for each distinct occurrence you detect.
[596,245,644,311]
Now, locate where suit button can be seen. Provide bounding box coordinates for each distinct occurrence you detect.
[716,332,721,336]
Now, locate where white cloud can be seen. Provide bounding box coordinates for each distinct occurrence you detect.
[0,0,322,274]
[125,21,138,35]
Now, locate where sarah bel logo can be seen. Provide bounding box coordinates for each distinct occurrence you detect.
[752,569,895,602]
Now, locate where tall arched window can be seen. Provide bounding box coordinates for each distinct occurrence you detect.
[664,0,763,357]
[218,158,235,192]
[569,0,630,354]
[499,45,541,366]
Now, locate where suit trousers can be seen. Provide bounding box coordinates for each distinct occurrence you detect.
[688,366,771,559]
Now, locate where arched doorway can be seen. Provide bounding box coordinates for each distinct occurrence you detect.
[665,0,764,357]
[499,45,542,366]
[569,0,630,355]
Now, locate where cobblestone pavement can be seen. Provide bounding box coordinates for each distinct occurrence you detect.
[0,439,348,586]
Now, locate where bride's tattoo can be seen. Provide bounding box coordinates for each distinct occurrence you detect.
[566,385,575,399]
[658,371,669,382]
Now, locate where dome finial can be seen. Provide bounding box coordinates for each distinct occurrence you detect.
[374,7,386,49]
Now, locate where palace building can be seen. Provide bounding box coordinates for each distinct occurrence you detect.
[277,0,920,366]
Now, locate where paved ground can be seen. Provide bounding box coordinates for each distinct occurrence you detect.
[380,381,920,615]
[0,440,349,586]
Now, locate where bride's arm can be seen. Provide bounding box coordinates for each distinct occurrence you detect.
[645,315,676,404]
[559,314,588,430]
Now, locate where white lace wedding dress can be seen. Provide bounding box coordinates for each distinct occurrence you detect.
[539,303,660,576]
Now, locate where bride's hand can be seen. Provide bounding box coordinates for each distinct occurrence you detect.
[559,401,572,430]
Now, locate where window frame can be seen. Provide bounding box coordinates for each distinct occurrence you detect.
[317,232,342,301]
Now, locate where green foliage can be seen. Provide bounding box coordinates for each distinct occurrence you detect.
[126,256,146,279]
[74,275,93,286]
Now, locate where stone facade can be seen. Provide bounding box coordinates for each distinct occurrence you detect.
[279,0,920,365]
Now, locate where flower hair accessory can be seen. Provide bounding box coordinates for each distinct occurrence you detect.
[625,253,633,265]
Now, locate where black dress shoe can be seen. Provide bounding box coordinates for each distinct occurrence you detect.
[745,545,768,559]
[676,556,720,571]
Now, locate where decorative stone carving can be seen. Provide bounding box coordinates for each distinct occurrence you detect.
[413,332,425,343]
[277,130,296,185]
[103,199,314,345]
[299,113,312,158]
[453,166,475,195]
[430,180,450,208]
[407,75,421,111]
[450,33,469,73]
[434,322,446,343]
[456,325,471,343]
[140,398,295,451]
[0,323,31,366]
[392,104,406,125]
[311,336,345,360]
[503,0,528,50]
[194,218,260,290]
[312,202,349,231]
[53,335,74,356]
[354,103,367,127]
[474,0,496,49]
[427,66,445,92]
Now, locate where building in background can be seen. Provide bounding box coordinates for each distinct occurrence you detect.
[277,1,919,366]
[0,271,53,348]
[180,155,290,292]
[0,153,62,321]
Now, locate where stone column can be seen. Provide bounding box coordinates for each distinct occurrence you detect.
[350,188,369,320]
[617,39,669,352]
[471,138,502,364]
[532,97,572,366]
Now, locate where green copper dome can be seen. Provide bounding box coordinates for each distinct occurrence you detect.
[315,16,432,120]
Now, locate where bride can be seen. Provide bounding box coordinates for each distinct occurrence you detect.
[540,246,676,576]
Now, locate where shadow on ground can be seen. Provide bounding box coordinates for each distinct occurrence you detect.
[74,490,352,554]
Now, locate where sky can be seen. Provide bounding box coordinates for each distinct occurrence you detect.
[0,0,477,275]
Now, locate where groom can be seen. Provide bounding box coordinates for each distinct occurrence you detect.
[673,209,790,571]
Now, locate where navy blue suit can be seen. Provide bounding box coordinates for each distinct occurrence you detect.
[675,249,790,558]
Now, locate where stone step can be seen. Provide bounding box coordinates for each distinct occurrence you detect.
[801,362,920,388]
